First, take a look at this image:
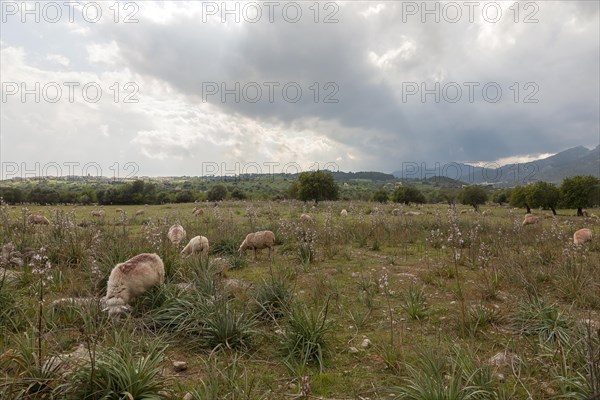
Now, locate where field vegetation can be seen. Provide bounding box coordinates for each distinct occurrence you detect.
[0,198,599,399]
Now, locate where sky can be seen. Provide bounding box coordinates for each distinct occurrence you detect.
[1,1,599,178]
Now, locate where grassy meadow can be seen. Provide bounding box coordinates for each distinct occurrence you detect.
[0,201,599,399]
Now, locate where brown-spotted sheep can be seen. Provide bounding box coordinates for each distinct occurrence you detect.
[181,235,210,260]
[573,228,593,245]
[104,253,164,318]
[239,230,276,260]
[167,224,186,246]
[27,214,50,225]
[522,215,540,226]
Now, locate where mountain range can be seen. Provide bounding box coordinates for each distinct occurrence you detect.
[392,145,599,187]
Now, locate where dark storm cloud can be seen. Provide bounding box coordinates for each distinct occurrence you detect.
[2,1,598,174]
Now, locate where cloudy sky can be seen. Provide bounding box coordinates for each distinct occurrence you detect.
[1,1,598,178]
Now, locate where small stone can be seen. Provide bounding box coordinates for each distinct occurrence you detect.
[173,361,188,372]
[288,383,297,390]
[182,393,193,400]
[496,373,505,383]
[349,346,359,354]
[541,383,555,396]
[360,338,371,348]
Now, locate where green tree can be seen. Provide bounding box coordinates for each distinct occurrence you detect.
[231,188,247,200]
[175,190,194,203]
[372,189,389,203]
[297,171,339,203]
[492,189,511,206]
[509,186,532,213]
[0,187,24,204]
[526,181,560,215]
[207,184,228,201]
[392,186,426,205]
[560,175,600,216]
[286,181,299,199]
[458,186,487,211]
[439,188,459,206]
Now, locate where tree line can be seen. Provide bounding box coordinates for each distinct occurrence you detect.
[1,172,598,214]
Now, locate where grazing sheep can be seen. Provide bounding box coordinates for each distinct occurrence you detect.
[27,214,50,225]
[91,210,105,217]
[300,213,314,223]
[115,208,124,214]
[181,235,210,260]
[590,213,599,220]
[0,267,23,283]
[192,207,204,217]
[573,228,593,245]
[404,211,423,216]
[340,209,348,217]
[135,209,145,216]
[43,343,89,375]
[167,224,186,246]
[391,208,401,216]
[239,230,276,260]
[522,215,540,226]
[460,210,468,214]
[104,253,164,318]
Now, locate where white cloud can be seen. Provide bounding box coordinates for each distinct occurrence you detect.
[369,39,417,69]
[46,53,70,67]
[87,41,122,66]
[361,4,385,18]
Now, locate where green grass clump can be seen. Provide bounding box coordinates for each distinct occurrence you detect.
[400,284,429,320]
[281,299,332,373]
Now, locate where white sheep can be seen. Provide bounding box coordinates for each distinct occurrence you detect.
[522,215,539,226]
[340,209,348,217]
[91,210,105,217]
[115,208,124,214]
[573,228,593,245]
[391,208,401,216]
[167,224,186,246]
[43,343,89,374]
[239,230,276,260]
[27,214,50,225]
[404,211,423,216]
[104,253,164,318]
[181,235,210,260]
[300,213,314,223]
[135,209,145,216]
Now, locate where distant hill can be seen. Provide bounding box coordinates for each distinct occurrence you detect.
[393,145,599,187]
[331,171,396,182]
